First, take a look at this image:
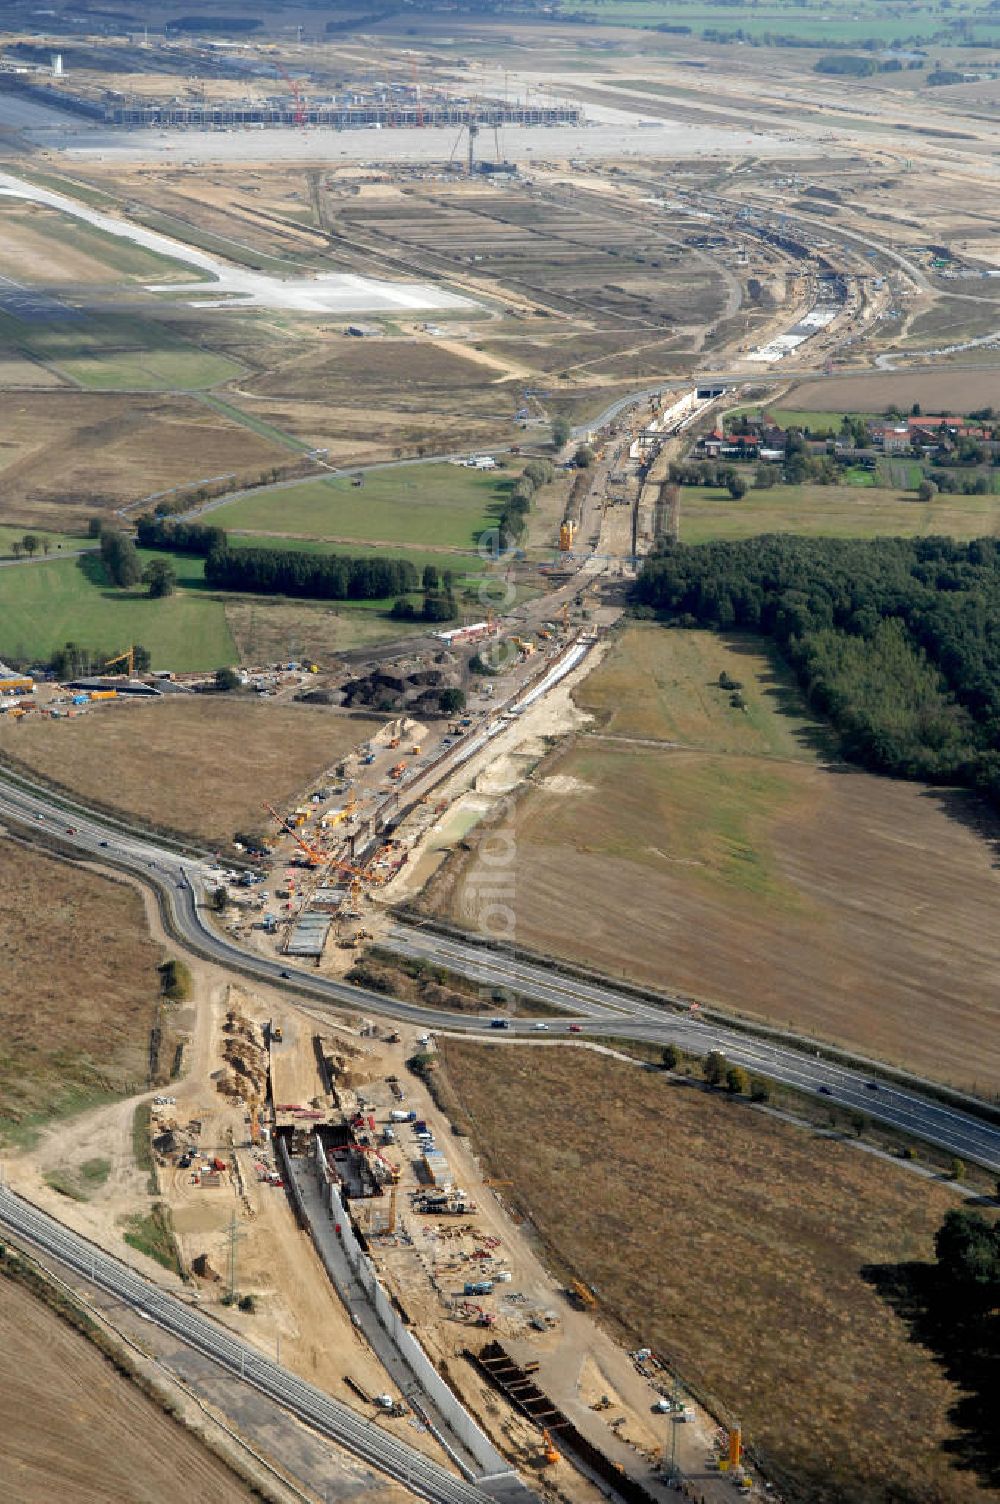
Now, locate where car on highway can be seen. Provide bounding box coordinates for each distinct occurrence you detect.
[865,1081,880,1091]
[66,825,76,834]
[533,1021,549,1031]
[818,1085,832,1095]
[280,970,290,979]
[568,1023,582,1034]
[99,840,109,848]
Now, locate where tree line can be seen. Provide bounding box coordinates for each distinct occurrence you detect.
[136,516,228,555]
[50,641,151,679]
[204,545,418,601]
[494,459,554,553]
[636,535,1000,808]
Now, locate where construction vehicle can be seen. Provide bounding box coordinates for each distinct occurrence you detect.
[541,1429,560,1466]
[269,1022,283,1044]
[569,1279,596,1309]
[105,645,137,677]
[558,520,576,552]
[388,736,401,749]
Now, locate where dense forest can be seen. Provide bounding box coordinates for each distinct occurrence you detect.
[203,545,418,601]
[136,516,228,555]
[635,536,1000,807]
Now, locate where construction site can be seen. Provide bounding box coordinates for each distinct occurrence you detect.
[132,962,758,1504]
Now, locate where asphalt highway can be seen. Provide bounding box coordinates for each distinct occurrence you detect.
[1,768,997,1174]
[0,1185,512,1504]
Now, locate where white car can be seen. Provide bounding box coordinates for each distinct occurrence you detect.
[533,1021,549,1031]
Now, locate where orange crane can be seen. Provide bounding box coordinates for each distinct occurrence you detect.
[262,802,386,888]
[263,801,326,866]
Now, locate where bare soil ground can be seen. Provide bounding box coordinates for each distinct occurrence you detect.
[0,699,383,848]
[0,841,161,1142]
[439,1041,988,1504]
[427,628,1000,1093]
[0,392,288,530]
[0,1275,255,1504]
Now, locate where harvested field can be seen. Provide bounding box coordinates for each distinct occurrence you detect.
[224,597,427,661]
[0,1275,254,1502]
[677,482,1000,542]
[0,391,289,530]
[440,1042,987,1504]
[783,369,1000,415]
[0,698,383,847]
[245,337,506,408]
[220,393,508,468]
[0,843,160,1142]
[436,745,1000,1091]
[430,627,1000,1092]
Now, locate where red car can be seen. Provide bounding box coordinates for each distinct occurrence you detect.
[569,1023,582,1034]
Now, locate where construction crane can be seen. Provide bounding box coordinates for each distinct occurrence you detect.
[448,109,480,175]
[274,60,306,126]
[105,645,136,677]
[410,58,424,127]
[263,802,386,891]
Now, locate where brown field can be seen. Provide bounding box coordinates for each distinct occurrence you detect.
[429,629,1000,1093]
[0,699,383,847]
[222,392,508,468]
[244,337,507,410]
[783,369,1000,415]
[0,843,161,1140]
[224,599,424,661]
[0,1276,254,1503]
[0,392,288,529]
[440,1042,989,1504]
[0,351,65,387]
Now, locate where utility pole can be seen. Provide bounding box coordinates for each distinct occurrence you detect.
[226,1211,244,1305]
[665,1376,682,1481]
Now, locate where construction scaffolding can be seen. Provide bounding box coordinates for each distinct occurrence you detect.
[104,97,582,129]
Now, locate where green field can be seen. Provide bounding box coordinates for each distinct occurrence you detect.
[576,0,1000,43]
[0,552,236,670]
[677,483,1000,543]
[210,463,513,550]
[769,409,876,431]
[575,624,827,760]
[0,201,198,285]
[0,309,242,392]
[229,531,489,577]
[0,527,87,558]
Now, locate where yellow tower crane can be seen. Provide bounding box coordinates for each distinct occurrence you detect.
[105,645,136,677]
